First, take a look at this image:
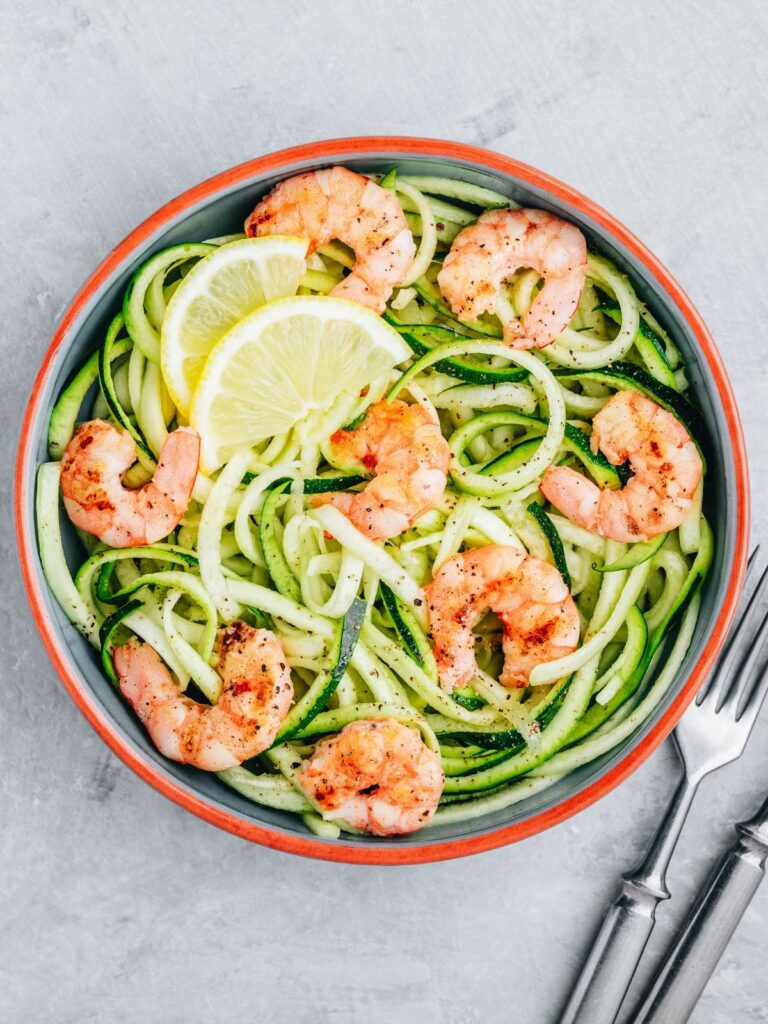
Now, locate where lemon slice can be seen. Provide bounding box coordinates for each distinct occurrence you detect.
[160,236,308,416]
[190,296,411,473]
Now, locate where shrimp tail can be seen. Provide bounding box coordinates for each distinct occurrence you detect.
[143,427,201,540]
[60,419,199,548]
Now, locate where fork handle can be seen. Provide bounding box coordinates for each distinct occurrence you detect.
[558,772,699,1024]
[557,878,661,1024]
[630,798,768,1023]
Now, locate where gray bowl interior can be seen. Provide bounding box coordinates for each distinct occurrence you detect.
[21,149,741,854]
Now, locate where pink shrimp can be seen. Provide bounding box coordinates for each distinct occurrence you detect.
[437,207,588,348]
[245,166,415,313]
[313,399,450,541]
[540,390,703,542]
[60,419,199,547]
[299,718,444,836]
[113,621,293,771]
[425,545,580,692]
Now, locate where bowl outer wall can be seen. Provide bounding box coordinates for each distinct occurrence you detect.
[15,137,749,865]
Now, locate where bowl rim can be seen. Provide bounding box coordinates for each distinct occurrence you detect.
[15,135,749,865]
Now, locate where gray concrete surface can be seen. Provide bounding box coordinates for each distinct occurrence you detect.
[2,1,767,1021]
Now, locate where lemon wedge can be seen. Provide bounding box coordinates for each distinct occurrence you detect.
[160,236,307,416]
[189,295,411,473]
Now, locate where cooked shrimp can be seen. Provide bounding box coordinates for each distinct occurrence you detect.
[245,166,415,313]
[113,621,293,771]
[437,207,588,349]
[540,390,703,543]
[61,419,199,547]
[313,399,450,541]
[425,545,580,692]
[299,718,444,835]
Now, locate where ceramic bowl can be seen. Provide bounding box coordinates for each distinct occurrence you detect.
[15,138,749,864]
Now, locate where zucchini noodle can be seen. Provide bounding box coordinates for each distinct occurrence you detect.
[198,450,249,622]
[547,255,641,369]
[393,179,437,286]
[37,169,712,840]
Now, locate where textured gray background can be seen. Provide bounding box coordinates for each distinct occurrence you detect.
[2,1,767,1022]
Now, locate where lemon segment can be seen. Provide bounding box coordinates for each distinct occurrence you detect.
[189,296,411,473]
[160,236,308,416]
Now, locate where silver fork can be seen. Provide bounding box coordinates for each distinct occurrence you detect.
[558,548,768,1024]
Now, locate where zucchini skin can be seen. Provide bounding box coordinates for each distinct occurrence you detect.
[527,501,571,588]
[123,242,215,362]
[561,424,627,490]
[99,599,144,685]
[76,544,199,606]
[442,675,572,756]
[379,167,398,190]
[259,480,302,603]
[48,338,132,460]
[567,518,713,744]
[380,581,433,672]
[596,299,677,389]
[274,598,366,743]
[553,362,705,445]
[441,676,580,792]
[380,582,481,712]
[442,746,517,777]
[98,313,155,463]
[451,689,486,712]
[389,324,702,450]
[463,413,623,491]
[433,522,713,790]
[242,471,367,492]
[596,532,668,573]
[388,318,527,385]
[258,475,369,603]
[411,281,503,338]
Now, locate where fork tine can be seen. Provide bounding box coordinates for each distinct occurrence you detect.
[738,660,768,730]
[720,598,768,720]
[697,548,762,704]
[746,544,761,577]
[699,559,768,709]
[733,598,768,724]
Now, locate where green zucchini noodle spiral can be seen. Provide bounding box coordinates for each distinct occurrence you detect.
[37,171,711,840]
